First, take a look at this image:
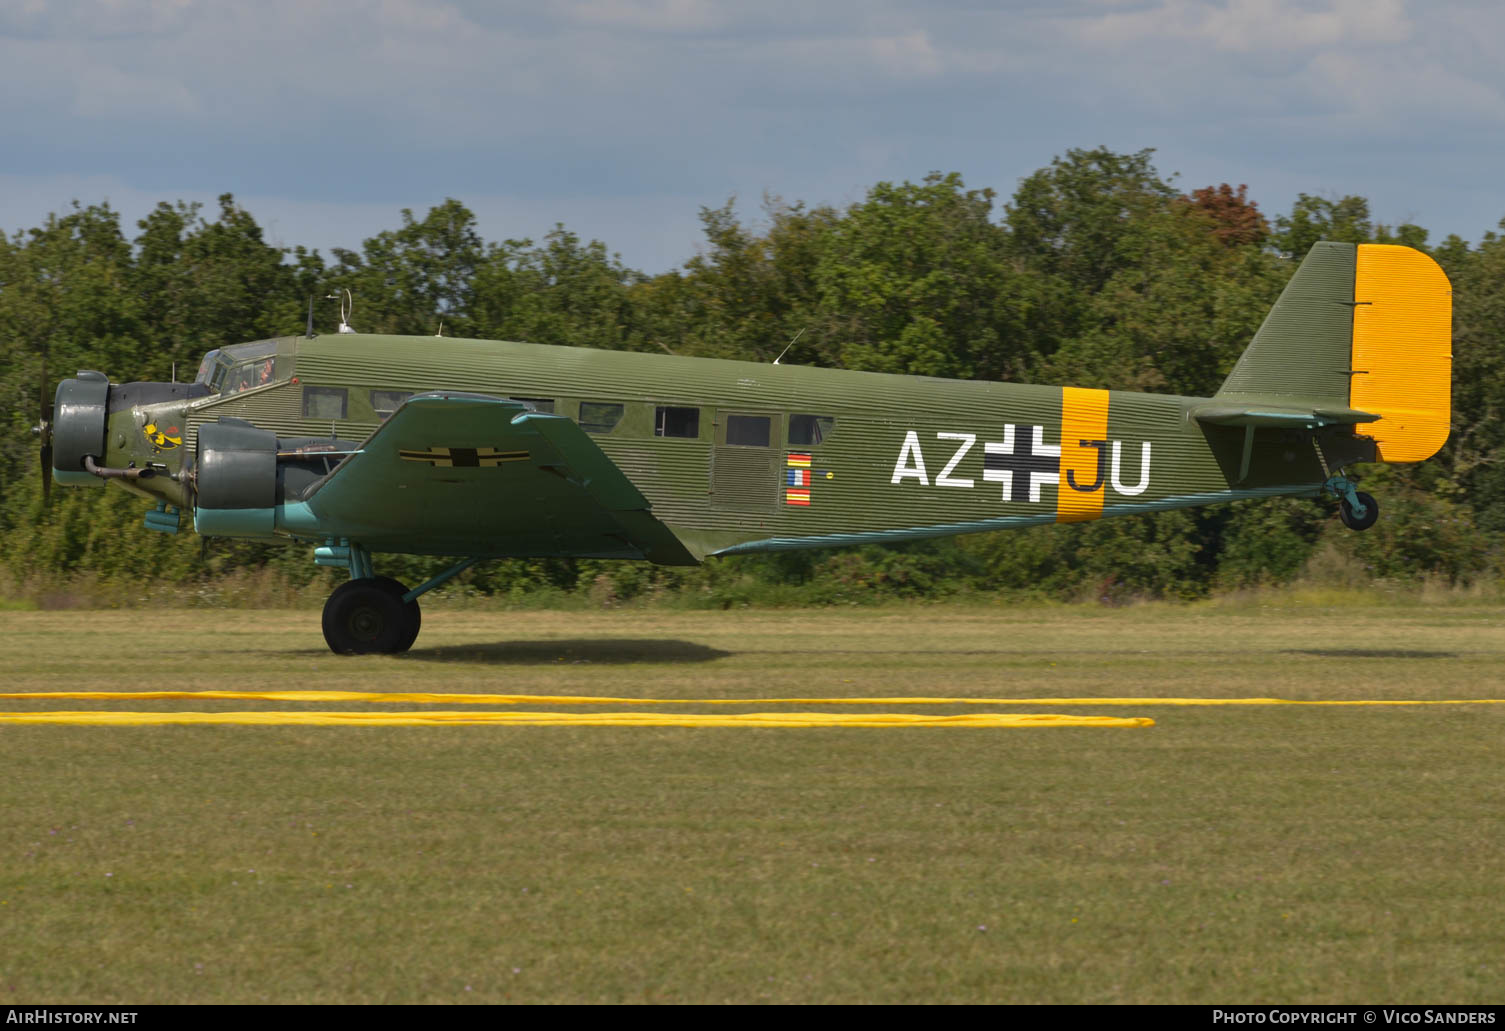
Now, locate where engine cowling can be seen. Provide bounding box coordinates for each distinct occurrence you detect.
[51,371,110,486]
[194,420,278,536]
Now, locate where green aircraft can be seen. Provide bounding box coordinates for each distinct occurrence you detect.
[36,241,1451,654]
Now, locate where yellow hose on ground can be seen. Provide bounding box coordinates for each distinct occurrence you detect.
[0,691,1501,706]
[7,692,1495,728]
[0,710,1152,728]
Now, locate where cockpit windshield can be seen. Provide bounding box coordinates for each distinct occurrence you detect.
[194,350,225,389]
[194,340,281,395]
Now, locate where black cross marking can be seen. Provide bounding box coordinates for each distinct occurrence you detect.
[983,425,1060,503]
[398,446,529,468]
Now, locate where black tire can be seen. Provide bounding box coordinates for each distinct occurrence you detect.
[371,576,422,653]
[322,578,410,654]
[1339,491,1379,532]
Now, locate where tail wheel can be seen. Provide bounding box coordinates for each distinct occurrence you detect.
[322,578,419,654]
[1339,491,1379,532]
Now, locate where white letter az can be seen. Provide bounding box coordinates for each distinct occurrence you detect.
[935,432,975,488]
[891,430,929,485]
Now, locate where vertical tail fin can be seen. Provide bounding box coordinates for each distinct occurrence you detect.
[1216,242,1451,463]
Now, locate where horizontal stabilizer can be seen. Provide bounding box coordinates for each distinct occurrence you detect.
[1193,403,1381,429]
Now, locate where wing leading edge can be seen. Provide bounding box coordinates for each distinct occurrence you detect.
[296,392,698,565]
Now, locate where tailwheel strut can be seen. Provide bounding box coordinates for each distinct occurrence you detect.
[1313,440,1378,532]
[1323,473,1379,532]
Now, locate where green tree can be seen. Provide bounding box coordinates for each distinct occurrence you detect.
[1040,198,1289,396]
[1002,147,1180,365]
[131,194,319,379]
[0,203,141,532]
[812,172,1025,379]
[327,199,485,336]
[1271,194,1375,256]
[475,226,647,352]
[1441,225,1505,529]
[636,196,839,363]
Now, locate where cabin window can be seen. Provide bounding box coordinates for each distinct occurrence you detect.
[725,414,771,447]
[788,414,834,446]
[371,390,412,420]
[580,401,624,435]
[655,406,700,438]
[303,386,348,420]
[514,397,555,414]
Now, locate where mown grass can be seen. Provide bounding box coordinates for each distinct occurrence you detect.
[1,604,1503,1003]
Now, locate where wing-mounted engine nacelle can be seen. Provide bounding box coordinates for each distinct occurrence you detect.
[195,420,278,537]
[51,371,110,487]
[194,420,360,538]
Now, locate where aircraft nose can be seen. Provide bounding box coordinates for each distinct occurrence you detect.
[51,371,111,486]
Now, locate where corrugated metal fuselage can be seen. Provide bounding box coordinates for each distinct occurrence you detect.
[169,333,1330,558]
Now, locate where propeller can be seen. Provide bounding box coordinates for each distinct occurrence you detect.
[33,345,53,502]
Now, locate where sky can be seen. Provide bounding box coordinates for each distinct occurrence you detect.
[2,0,1502,273]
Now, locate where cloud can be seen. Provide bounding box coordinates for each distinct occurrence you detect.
[1071,0,1412,53]
[0,0,196,40]
[554,0,726,32]
[1032,0,1505,137]
[0,0,1502,267]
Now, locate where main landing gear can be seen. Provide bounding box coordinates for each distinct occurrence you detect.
[315,541,479,655]
[323,577,422,655]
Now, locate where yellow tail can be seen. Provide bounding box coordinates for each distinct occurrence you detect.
[1350,244,1452,462]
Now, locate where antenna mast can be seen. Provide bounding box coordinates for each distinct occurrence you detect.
[772,328,805,366]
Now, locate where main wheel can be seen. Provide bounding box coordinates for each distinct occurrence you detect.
[371,576,422,653]
[323,578,411,654]
[1339,491,1379,531]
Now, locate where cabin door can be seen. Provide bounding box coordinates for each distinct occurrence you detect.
[710,411,779,512]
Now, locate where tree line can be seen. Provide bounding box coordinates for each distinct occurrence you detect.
[2,147,1502,606]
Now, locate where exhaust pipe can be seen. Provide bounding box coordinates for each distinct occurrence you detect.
[82,454,155,481]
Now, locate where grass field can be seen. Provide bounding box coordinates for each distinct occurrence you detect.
[2,600,1503,1003]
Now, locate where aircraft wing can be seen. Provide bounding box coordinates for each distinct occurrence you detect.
[296,392,698,564]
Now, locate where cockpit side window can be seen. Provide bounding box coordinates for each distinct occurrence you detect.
[225,359,277,393]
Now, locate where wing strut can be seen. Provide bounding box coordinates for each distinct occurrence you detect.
[401,557,480,603]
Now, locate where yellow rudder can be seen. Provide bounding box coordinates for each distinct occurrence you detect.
[1351,244,1452,463]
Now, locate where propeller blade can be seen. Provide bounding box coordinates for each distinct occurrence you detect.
[37,347,52,503]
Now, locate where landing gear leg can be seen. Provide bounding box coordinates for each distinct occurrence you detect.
[373,576,422,652]
[315,540,422,654]
[314,545,476,654]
